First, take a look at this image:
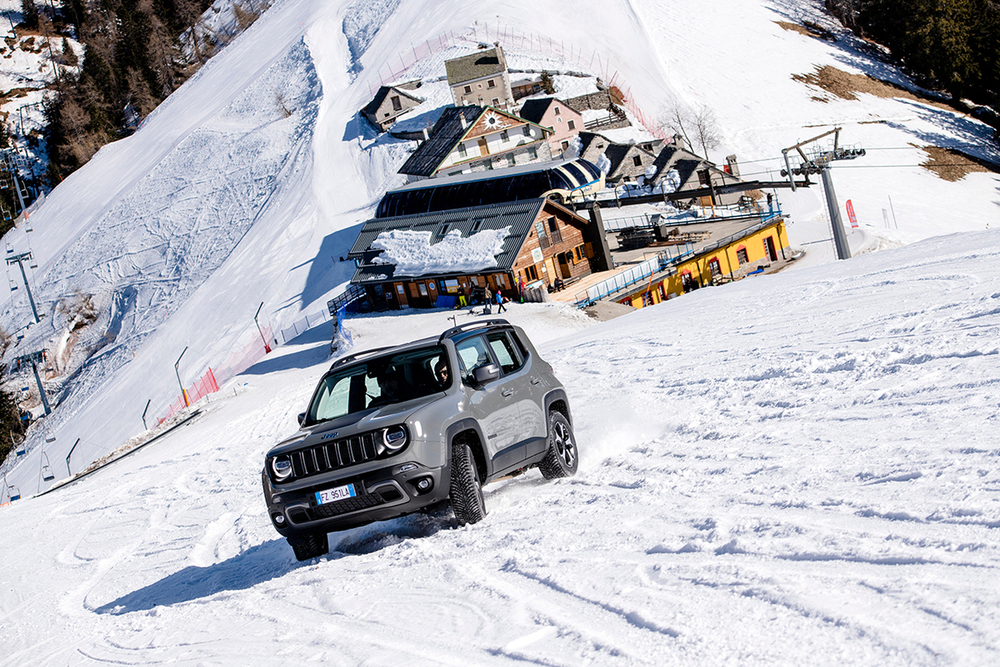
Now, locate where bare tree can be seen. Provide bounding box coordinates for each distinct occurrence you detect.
[690,104,721,159]
[661,102,721,159]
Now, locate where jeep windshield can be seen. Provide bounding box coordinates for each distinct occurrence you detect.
[305,345,451,425]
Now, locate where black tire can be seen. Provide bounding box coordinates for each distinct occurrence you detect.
[450,442,486,526]
[288,531,329,561]
[539,411,579,479]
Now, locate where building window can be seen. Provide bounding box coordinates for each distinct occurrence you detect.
[528,146,538,159]
[492,98,500,106]
[554,107,560,115]
[506,153,516,166]
[574,245,585,262]
[561,140,569,151]
[535,221,549,249]
[708,258,722,278]
[736,248,748,265]
[548,217,562,244]
[488,79,496,88]
[471,219,483,232]
[464,85,472,94]
[632,155,643,167]
[567,119,576,130]
[522,126,531,137]
[500,130,509,142]
[391,95,402,111]
[439,224,451,237]
[458,143,467,158]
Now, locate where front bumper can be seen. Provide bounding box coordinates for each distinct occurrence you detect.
[263,460,449,536]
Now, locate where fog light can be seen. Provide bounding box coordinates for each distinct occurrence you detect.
[416,477,432,492]
[272,513,286,525]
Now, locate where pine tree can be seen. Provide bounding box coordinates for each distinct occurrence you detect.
[20,0,39,31]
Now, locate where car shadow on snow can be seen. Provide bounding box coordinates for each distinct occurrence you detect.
[92,514,459,614]
[92,538,299,615]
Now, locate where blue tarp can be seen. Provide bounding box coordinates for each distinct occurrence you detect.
[436,295,458,308]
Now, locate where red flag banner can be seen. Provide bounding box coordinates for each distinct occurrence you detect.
[846,199,858,228]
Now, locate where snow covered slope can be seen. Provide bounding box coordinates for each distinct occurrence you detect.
[2,0,997,488]
[2,230,999,665]
[0,0,999,660]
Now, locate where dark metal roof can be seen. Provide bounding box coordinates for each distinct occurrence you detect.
[445,47,506,85]
[398,106,484,177]
[517,98,555,124]
[349,199,550,284]
[377,158,603,218]
[518,97,579,124]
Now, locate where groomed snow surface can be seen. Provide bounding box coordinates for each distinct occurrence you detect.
[2,0,1000,663]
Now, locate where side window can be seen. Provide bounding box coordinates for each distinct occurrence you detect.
[486,331,523,374]
[455,336,491,383]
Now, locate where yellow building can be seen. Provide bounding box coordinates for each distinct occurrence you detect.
[616,218,790,308]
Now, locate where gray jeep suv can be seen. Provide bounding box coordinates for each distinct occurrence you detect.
[262,319,578,560]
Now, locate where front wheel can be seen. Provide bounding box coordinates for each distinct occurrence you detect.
[450,442,486,526]
[539,411,579,479]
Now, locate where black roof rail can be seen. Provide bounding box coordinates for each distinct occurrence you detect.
[329,346,395,370]
[438,318,511,343]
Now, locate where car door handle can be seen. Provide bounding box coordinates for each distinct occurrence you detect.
[502,389,513,398]
[530,378,541,385]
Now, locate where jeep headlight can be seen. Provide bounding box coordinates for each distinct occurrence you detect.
[381,425,408,453]
[271,454,293,481]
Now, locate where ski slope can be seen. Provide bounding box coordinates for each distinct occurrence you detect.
[1,0,999,663]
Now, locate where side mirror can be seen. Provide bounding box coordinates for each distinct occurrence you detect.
[297,412,306,425]
[473,363,501,385]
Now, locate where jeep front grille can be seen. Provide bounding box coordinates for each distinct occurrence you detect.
[307,492,385,520]
[290,433,379,480]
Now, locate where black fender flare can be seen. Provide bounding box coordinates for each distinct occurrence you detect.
[544,387,573,427]
[444,417,491,481]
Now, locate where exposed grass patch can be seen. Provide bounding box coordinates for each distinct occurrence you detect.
[792,65,960,114]
[775,20,836,42]
[916,145,998,182]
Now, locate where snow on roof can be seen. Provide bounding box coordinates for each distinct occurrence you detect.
[370,226,512,276]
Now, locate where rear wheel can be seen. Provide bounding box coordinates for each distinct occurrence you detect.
[450,442,486,525]
[539,411,578,479]
[288,531,329,561]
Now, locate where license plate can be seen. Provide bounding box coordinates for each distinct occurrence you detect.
[315,483,357,505]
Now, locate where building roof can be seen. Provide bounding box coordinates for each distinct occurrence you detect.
[398,106,552,178]
[378,158,603,217]
[349,199,553,284]
[398,106,484,177]
[360,85,421,116]
[445,47,507,85]
[517,97,579,124]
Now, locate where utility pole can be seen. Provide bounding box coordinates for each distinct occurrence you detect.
[6,252,40,323]
[254,303,271,353]
[175,347,189,408]
[781,128,865,260]
[12,350,50,416]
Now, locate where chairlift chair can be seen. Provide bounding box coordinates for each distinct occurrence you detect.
[8,485,20,502]
[41,452,55,482]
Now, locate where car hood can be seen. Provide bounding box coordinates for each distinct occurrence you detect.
[266,394,440,456]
